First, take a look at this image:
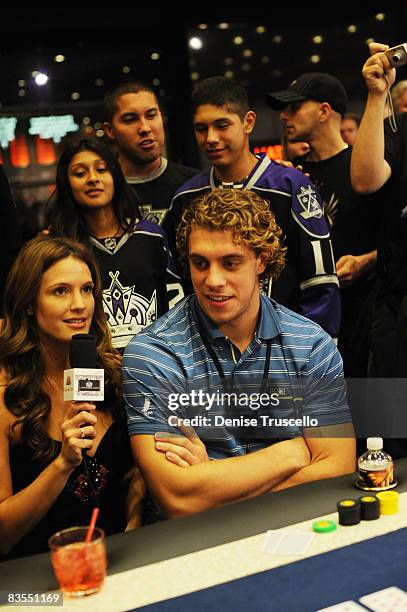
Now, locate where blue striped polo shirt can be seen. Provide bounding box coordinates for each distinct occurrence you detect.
[123,295,351,458]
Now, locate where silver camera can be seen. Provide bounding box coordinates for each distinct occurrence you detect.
[385,43,407,68]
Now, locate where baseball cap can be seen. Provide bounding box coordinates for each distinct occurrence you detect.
[267,73,348,116]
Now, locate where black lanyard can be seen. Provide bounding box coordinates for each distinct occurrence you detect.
[196,318,272,394]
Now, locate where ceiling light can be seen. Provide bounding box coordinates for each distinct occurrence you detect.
[347,25,357,33]
[54,55,65,63]
[189,37,203,50]
[35,73,48,86]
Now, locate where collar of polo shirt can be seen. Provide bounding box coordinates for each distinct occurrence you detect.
[191,295,282,345]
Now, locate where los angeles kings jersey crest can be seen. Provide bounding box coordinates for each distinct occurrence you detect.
[90,219,184,349]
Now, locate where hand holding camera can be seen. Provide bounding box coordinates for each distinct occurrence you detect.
[362,42,396,95]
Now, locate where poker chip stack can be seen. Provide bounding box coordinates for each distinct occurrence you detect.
[359,495,380,520]
[377,491,399,515]
[337,499,361,526]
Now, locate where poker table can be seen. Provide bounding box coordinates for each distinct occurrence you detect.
[2,457,407,612]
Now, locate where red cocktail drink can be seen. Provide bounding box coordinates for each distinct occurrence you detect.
[49,526,107,597]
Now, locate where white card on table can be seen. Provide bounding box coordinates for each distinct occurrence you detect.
[262,530,314,555]
[317,601,367,611]
[359,586,407,612]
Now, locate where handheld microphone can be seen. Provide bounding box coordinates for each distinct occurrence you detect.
[64,334,104,402]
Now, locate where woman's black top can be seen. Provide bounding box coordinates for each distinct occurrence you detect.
[5,418,133,560]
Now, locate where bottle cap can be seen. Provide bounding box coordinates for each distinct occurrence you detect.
[366,437,383,450]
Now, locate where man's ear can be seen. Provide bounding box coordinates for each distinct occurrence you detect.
[319,102,332,122]
[26,305,34,315]
[256,252,267,275]
[243,111,256,135]
[103,121,115,140]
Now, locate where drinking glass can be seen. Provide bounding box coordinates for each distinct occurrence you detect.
[49,526,107,597]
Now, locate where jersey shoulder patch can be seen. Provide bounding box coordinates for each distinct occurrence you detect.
[296,184,323,219]
[291,177,330,239]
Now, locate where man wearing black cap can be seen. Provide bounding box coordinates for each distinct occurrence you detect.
[268,73,379,380]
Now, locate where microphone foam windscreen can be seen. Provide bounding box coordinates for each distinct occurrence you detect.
[69,334,97,368]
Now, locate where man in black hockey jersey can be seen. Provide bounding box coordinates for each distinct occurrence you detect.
[163,76,340,338]
[103,80,198,225]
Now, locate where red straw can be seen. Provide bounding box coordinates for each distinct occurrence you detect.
[85,507,99,543]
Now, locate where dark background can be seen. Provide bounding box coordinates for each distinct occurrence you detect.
[1,2,406,220]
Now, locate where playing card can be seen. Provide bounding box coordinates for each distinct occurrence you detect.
[316,601,366,611]
[262,530,314,555]
[359,586,407,612]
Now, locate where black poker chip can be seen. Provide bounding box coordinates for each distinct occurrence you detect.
[359,495,380,520]
[337,498,361,526]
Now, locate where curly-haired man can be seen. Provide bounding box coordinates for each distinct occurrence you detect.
[123,188,355,519]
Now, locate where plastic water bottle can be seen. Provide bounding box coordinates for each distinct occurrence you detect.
[356,437,397,491]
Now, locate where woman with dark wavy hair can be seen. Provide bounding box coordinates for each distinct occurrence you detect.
[0,236,144,559]
[47,137,183,350]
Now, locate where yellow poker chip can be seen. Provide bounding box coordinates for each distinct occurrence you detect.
[360,496,377,503]
[312,520,337,533]
[338,499,357,507]
[377,490,399,515]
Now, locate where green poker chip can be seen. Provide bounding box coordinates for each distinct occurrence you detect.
[312,520,337,533]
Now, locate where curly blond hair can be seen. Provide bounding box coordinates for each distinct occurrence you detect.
[176,188,286,281]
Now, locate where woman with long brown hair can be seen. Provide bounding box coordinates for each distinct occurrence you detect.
[0,236,143,560]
